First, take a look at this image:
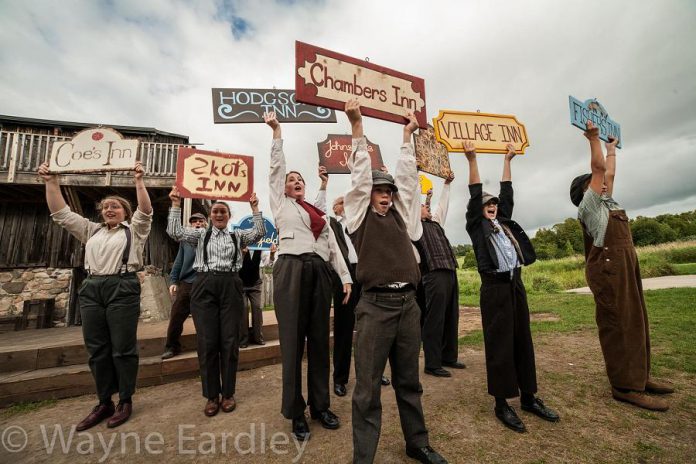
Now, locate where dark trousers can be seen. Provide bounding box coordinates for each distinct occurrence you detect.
[165,281,193,352]
[273,254,332,419]
[79,273,141,403]
[480,268,538,398]
[190,272,244,399]
[239,280,264,346]
[421,269,460,370]
[352,290,429,463]
[332,265,361,385]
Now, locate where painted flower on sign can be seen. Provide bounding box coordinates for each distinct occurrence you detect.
[92,132,104,141]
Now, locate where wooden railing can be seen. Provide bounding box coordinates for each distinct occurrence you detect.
[0,130,186,182]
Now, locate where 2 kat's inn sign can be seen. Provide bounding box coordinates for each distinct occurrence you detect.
[317,135,383,174]
[212,88,336,123]
[295,41,428,128]
[568,96,622,148]
[49,128,139,173]
[433,111,530,154]
[176,148,254,202]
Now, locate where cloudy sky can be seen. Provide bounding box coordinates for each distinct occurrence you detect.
[1,0,694,244]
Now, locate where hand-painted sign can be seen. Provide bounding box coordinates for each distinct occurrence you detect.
[212,88,336,124]
[419,174,433,195]
[295,41,428,128]
[414,125,452,178]
[49,128,138,173]
[433,111,529,154]
[568,96,622,148]
[317,135,384,174]
[176,148,254,202]
[235,215,277,250]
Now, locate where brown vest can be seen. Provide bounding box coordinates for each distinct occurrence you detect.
[350,208,420,290]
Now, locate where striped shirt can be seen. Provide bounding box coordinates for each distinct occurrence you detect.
[489,219,520,273]
[166,207,265,272]
[578,189,621,247]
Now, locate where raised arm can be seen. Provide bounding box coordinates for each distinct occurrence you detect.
[265,111,285,216]
[604,136,618,196]
[501,143,515,182]
[133,161,152,214]
[464,141,480,185]
[166,186,205,245]
[393,111,422,240]
[38,162,67,213]
[344,99,371,234]
[432,172,454,225]
[497,143,516,218]
[314,166,328,212]
[464,141,482,228]
[585,120,606,195]
[237,193,266,246]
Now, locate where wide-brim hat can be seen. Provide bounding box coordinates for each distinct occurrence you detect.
[371,170,398,192]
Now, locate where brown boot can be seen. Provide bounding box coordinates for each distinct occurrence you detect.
[76,402,115,431]
[646,379,675,394]
[221,396,236,413]
[204,397,220,417]
[612,388,669,411]
[107,402,132,428]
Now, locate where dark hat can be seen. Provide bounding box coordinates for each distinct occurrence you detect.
[371,170,398,192]
[188,213,206,223]
[481,191,499,205]
[570,173,592,207]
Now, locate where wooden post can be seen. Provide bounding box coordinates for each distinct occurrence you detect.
[183,197,192,223]
[7,133,19,183]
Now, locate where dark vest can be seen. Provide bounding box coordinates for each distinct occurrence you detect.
[239,250,262,287]
[329,216,351,269]
[349,208,420,289]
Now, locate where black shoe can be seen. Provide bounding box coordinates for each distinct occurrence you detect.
[291,416,310,441]
[334,383,347,397]
[240,342,249,349]
[442,360,466,369]
[406,445,448,463]
[495,404,526,433]
[381,376,391,386]
[161,349,179,360]
[310,408,340,429]
[424,367,452,378]
[521,397,560,422]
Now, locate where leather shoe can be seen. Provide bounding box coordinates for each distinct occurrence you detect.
[646,379,675,394]
[107,402,132,428]
[240,342,249,349]
[334,383,347,397]
[406,445,448,463]
[221,396,236,413]
[521,397,560,422]
[424,367,452,378]
[310,408,340,429]
[443,360,466,369]
[495,404,526,433]
[252,339,266,346]
[204,397,220,417]
[292,416,310,441]
[76,402,115,431]
[612,388,669,411]
[381,376,391,386]
[161,349,179,360]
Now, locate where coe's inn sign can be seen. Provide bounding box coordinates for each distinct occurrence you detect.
[49,128,139,173]
[295,41,428,128]
[212,88,336,123]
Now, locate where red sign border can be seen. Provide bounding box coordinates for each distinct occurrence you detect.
[295,41,428,128]
[176,147,254,202]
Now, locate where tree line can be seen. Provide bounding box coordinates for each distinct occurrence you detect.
[452,210,696,264]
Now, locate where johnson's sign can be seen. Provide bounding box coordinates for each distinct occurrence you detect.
[49,128,139,173]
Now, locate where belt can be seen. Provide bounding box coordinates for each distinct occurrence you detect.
[86,271,137,278]
[279,253,323,262]
[199,270,238,276]
[365,284,415,293]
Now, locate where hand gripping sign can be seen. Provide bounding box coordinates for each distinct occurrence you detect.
[176,147,254,202]
[295,41,428,128]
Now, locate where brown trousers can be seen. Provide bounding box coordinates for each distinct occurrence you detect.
[583,210,651,391]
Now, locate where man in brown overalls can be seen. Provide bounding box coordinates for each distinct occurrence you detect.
[570,120,674,411]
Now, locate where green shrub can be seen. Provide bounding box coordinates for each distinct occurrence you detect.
[530,275,562,293]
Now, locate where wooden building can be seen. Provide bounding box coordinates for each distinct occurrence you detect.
[0,115,207,328]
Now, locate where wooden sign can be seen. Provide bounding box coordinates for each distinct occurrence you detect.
[295,41,428,128]
[317,135,383,174]
[49,128,139,173]
[419,174,433,194]
[176,148,254,202]
[235,215,277,250]
[212,88,336,123]
[568,96,622,148]
[414,125,452,178]
[433,111,529,154]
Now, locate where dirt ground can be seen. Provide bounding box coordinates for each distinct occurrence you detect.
[1,309,694,464]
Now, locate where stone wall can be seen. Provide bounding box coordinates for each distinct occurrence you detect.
[0,268,72,327]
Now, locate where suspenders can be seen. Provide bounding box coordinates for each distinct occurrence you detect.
[202,226,238,272]
[89,226,132,275]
